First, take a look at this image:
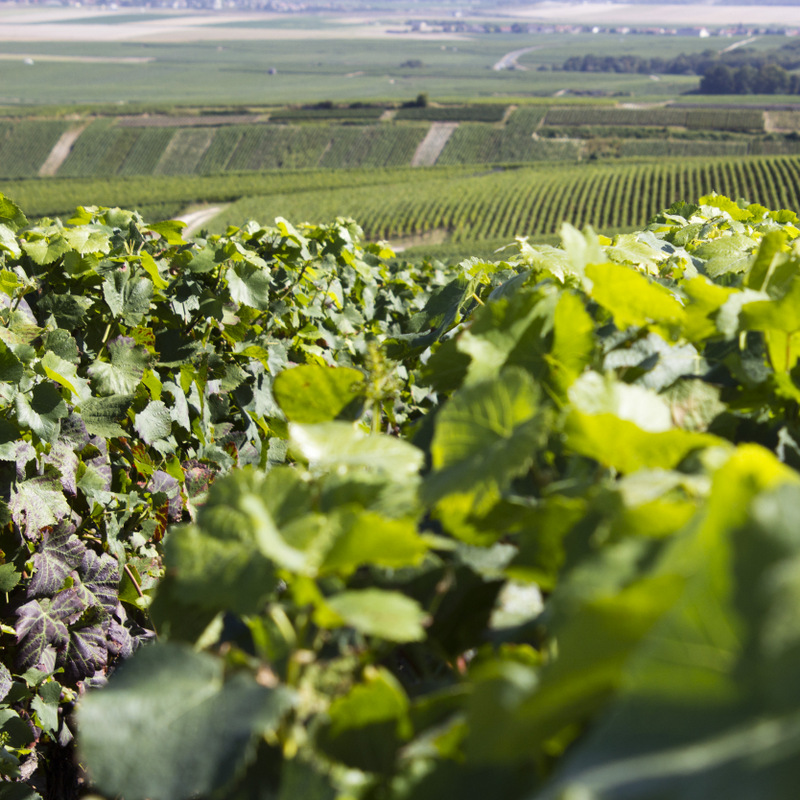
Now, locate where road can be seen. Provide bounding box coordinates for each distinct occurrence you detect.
[492,46,539,71]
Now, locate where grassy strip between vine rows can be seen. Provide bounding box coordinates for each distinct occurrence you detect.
[3,193,800,799]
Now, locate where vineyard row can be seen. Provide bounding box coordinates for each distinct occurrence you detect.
[207,154,800,245]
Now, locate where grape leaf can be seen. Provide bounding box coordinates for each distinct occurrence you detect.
[88,337,147,396]
[15,591,83,673]
[27,525,85,598]
[10,474,71,540]
[77,642,294,800]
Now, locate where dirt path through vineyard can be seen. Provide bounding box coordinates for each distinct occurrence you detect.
[39,122,89,176]
[179,205,227,235]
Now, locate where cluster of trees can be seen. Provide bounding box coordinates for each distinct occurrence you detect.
[700,62,800,94]
[560,44,800,94]
[561,52,709,75]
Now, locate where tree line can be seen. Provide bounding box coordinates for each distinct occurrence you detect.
[559,43,800,94]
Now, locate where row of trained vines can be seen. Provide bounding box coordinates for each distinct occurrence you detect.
[543,106,765,131]
[0,120,70,178]
[53,121,430,176]
[210,155,800,244]
[436,123,580,165]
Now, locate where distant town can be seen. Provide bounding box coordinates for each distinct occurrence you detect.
[0,0,798,38]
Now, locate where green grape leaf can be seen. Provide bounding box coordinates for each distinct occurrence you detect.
[145,220,187,246]
[565,411,722,474]
[423,367,542,513]
[15,382,68,442]
[227,261,271,310]
[78,394,134,438]
[0,194,27,230]
[0,341,23,384]
[321,510,428,575]
[30,680,62,737]
[273,365,365,424]
[10,474,71,539]
[37,292,93,329]
[133,400,172,445]
[692,232,755,278]
[316,666,411,774]
[63,225,112,256]
[102,270,153,326]
[290,422,423,479]
[160,522,277,617]
[587,262,684,330]
[322,589,427,642]
[89,337,148,396]
[0,224,21,259]
[23,234,70,266]
[77,642,294,800]
[40,351,91,402]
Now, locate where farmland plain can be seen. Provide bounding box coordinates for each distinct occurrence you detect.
[0,4,781,106]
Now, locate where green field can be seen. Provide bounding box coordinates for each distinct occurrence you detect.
[0,24,777,107]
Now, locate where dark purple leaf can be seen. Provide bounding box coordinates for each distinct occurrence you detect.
[148,470,182,521]
[15,596,72,673]
[28,523,85,598]
[74,550,119,616]
[107,618,134,661]
[60,413,90,450]
[60,624,108,684]
[182,459,216,499]
[50,588,85,626]
[43,441,79,495]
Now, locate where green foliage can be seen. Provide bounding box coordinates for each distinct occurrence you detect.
[65,193,800,800]
[0,193,472,796]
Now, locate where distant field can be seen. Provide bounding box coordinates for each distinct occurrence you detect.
[0,5,777,107]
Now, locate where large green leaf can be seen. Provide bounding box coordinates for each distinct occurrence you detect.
[455,287,556,386]
[161,522,277,617]
[133,400,172,445]
[692,232,755,278]
[14,382,68,443]
[78,394,133,438]
[290,422,423,479]
[565,411,722,473]
[321,509,428,575]
[423,367,542,513]
[227,260,271,310]
[322,589,427,642]
[533,448,800,800]
[78,642,294,800]
[102,270,153,326]
[586,262,684,331]
[272,364,365,423]
[88,336,148,396]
